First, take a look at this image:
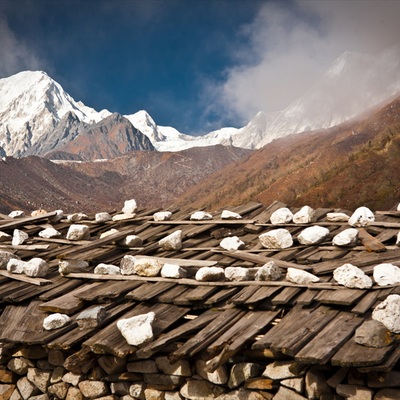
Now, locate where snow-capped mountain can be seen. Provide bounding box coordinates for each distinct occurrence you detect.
[0,71,112,157]
[0,46,399,158]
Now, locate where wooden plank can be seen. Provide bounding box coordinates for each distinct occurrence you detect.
[83,303,189,357]
[39,284,97,314]
[331,338,394,367]
[229,286,261,305]
[351,291,381,314]
[357,228,386,252]
[134,255,217,267]
[271,287,301,305]
[315,288,366,306]
[295,312,364,364]
[0,271,52,286]
[0,244,50,250]
[74,280,143,302]
[0,300,77,344]
[217,250,313,271]
[242,286,282,305]
[125,281,176,301]
[136,309,220,359]
[3,283,51,303]
[252,304,309,350]
[375,228,399,243]
[184,286,219,302]
[148,219,255,225]
[0,211,57,231]
[204,287,240,306]
[155,285,190,304]
[270,306,339,356]
[47,302,133,350]
[206,310,279,371]
[295,289,319,305]
[65,272,344,290]
[209,311,278,353]
[39,279,85,301]
[168,308,246,363]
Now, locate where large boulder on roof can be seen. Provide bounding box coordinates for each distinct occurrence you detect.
[122,199,138,214]
[43,313,71,330]
[225,267,251,282]
[38,227,61,239]
[372,295,400,333]
[134,258,163,277]
[326,212,350,222]
[159,230,182,250]
[95,212,112,223]
[66,224,90,241]
[348,206,375,227]
[270,208,293,225]
[259,229,293,249]
[59,259,90,275]
[221,210,242,219]
[297,226,330,245]
[195,266,225,282]
[255,261,282,281]
[333,263,372,289]
[12,229,28,245]
[117,312,155,346]
[153,211,172,221]
[220,236,245,251]
[293,206,315,224]
[373,263,400,286]
[332,228,359,246]
[286,268,319,284]
[24,258,50,277]
[190,211,213,220]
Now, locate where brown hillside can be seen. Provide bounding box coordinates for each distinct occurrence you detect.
[175,95,400,211]
[0,145,251,214]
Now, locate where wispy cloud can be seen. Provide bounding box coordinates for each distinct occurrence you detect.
[0,16,43,77]
[209,0,400,126]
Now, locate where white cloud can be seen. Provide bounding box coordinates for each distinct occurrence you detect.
[211,0,400,125]
[0,16,42,77]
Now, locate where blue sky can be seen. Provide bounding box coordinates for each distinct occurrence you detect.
[1,0,399,134]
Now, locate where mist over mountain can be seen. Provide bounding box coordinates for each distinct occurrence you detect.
[0,47,399,159]
[176,93,400,212]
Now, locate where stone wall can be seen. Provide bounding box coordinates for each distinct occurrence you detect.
[1,344,400,399]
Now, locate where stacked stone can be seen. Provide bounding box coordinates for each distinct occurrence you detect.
[1,345,400,399]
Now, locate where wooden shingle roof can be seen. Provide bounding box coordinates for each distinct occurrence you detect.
[0,200,399,374]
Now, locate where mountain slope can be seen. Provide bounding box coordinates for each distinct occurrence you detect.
[0,145,251,214]
[175,94,400,212]
[43,113,155,161]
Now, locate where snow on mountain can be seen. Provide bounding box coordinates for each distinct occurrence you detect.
[232,46,400,149]
[125,46,400,151]
[0,71,111,157]
[1,46,399,157]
